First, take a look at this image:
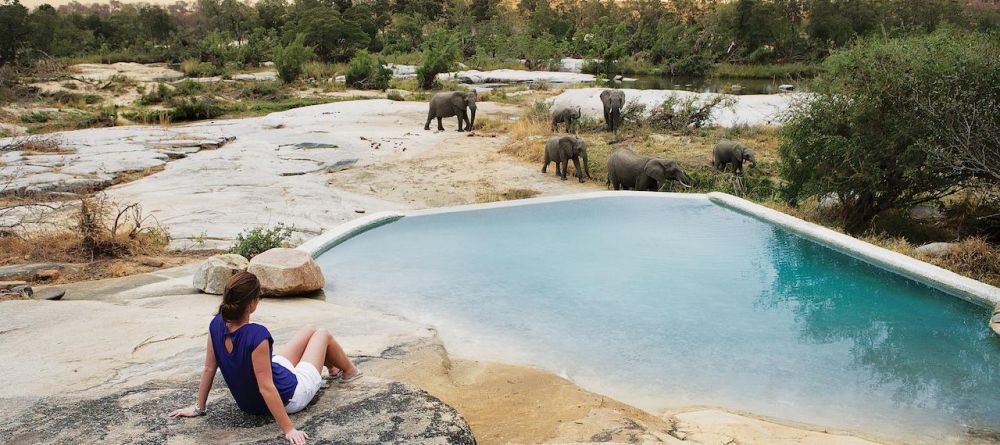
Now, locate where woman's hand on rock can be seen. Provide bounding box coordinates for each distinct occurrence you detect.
[168,405,201,418]
[285,429,309,444]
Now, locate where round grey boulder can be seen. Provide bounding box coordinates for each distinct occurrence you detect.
[193,254,250,295]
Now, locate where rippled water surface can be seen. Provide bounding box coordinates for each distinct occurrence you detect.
[316,196,1000,443]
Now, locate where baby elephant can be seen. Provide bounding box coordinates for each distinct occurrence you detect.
[713,140,756,174]
[551,106,582,132]
[607,148,692,191]
[542,136,592,183]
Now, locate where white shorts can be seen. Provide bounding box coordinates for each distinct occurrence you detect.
[272,355,323,414]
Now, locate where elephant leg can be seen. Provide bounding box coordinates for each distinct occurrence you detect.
[541,156,549,173]
[603,110,611,131]
[424,114,433,131]
[572,157,584,183]
[554,160,562,177]
[456,112,465,132]
[437,117,444,131]
[560,159,569,180]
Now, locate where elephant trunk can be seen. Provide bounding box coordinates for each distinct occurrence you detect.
[469,107,476,130]
[679,172,693,188]
[583,151,592,179]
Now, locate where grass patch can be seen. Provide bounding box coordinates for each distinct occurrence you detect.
[476,187,541,203]
[712,62,820,79]
[19,111,50,123]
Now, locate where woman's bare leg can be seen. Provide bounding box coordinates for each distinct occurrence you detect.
[275,324,316,365]
[300,329,357,377]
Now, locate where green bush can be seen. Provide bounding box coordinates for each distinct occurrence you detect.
[180,59,222,77]
[272,34,313,83]
[645,94,733,130]
[386,90,405,101]
[416,29,459,90]
[779,29,1000,234]
[169,98,224,121]
[137,83,171,105]
[228,223,293,259]
[19,111,49,123]
[344,50,391,90]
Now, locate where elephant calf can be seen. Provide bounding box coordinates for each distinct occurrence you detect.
[551,106,582,132]
[713,140,756,174]
[424,91,477,132]
[607,148,692,191]
[600,89,625,132]
[542,136,592,183]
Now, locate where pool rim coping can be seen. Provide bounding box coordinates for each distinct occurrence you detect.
[298,190,1000,309]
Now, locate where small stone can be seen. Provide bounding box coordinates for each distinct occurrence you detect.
[355,209,366,214]
[779,84,795,92]
[140,257,165,268]
[915,242,956,258]
[33,269,60,281]
[12,284,33,297]
[909,205,944,222]
[33,287,66,300]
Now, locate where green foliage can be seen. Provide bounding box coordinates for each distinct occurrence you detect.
[0,0,29,65]
[416,29,459,90]
[228,223,293,259]
[238,28,272,68]
[344,49,391,90]
[272,34,312,83]
[779,29,1000,234]
[19,111,49,123]
[290,7,369,62]
[180,59,223,77]
[386,90,405,101]
[169,97,224,121]
[644,94,734,130]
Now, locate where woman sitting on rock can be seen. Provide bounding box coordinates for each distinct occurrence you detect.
[169,271,362,445]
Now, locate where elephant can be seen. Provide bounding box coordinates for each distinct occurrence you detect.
[541,136,592,183]
[551,106,582,132]
[712,140,757,174]
[600,89,626,132]
[424,91,477,132]
[606,148,692,191]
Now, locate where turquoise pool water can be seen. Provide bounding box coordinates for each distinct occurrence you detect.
[315,196,1000,443]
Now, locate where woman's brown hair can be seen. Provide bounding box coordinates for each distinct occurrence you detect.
[219,271,261,322]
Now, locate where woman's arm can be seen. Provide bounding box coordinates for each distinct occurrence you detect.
[169,336,218,417]
[252,341,308,445]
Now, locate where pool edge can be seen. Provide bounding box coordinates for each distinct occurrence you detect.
[297,211,406,258]
[708,192,1000,308]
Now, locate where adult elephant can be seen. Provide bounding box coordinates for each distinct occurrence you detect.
[600,89,625,132]
[551,106,581,132]
[542,136,592,183]
[713,140,756,174]
[606,148,692,191]
[424,91,477,132]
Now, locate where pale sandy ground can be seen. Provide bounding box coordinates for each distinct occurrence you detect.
[0,97,903,444]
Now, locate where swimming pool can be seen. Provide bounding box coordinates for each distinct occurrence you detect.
[313,193,1000,443]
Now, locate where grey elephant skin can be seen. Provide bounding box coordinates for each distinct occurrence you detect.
[551,106,582,132]
[713,140,756,174]
[607,148,692,191]
[600,89,626,132]
[424,91,477,132]
[542,136,592,183]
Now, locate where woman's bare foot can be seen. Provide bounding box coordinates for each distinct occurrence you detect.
[339,366,363,383]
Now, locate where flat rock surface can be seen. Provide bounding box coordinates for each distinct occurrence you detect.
[70,62,185,82]
[548,88,797,127]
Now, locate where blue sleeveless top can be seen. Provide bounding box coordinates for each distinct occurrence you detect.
[209,314,298,415]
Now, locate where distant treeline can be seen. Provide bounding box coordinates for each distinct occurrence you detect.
[1,0,998,75]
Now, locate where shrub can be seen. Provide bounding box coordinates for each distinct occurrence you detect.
[180,58,222,77]
[76,107,118,128]
[137,83,171,105]
[169,98,224,121]
[386,90,405,101]
[19,111,49,123]
[344,50,391,90]
[645,94,733,130]
[272,34,313,83]
[228,223,293,259]
[416,29,459,90]
[779,29,1000,234]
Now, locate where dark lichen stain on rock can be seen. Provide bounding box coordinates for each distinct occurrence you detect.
[0,377,476,445]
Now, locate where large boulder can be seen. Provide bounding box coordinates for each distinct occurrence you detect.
[193,254,250,295]
[247,248,324,297]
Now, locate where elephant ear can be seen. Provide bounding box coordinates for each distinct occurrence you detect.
[643,159,665,181]
[559,137,573,154]
[449,92,466,108]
